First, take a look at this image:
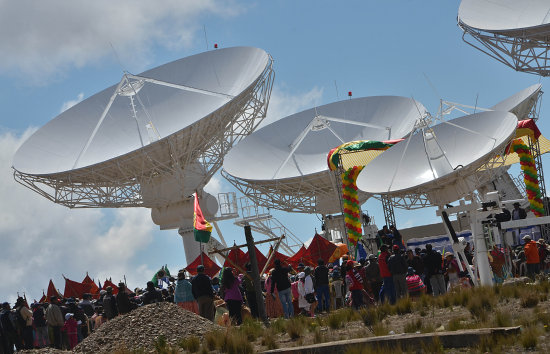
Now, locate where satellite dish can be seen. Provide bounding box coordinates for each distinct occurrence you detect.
[222,96,427,214]
[13,46,274,212]
[356,111,518,207]
[491,83,542,120]
[458,0,550,76]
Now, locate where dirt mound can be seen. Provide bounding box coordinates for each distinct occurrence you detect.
[74,302,220,353]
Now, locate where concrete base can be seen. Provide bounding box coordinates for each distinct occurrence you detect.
[263,326,520,354]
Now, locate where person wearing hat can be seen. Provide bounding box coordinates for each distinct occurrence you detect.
[388,245,408,300]
[523,235,540,278]
[444,253,460,290]
[406,267,426,297]
[45,296,64,349]
[512,202,527,220]
[13,297,32,349]
[116,283,132,315]
[102,286,118,320]
[1,302,17,353]
[191,265,215,321]
[62,313,78,350]
[142,281,163,305]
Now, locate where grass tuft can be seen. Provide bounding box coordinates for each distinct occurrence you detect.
[178,336,200,353]
[520,326,538,350]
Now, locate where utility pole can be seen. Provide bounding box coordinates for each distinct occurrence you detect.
[244,224,269,326]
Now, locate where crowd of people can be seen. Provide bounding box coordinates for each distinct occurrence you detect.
[1,222,549,352]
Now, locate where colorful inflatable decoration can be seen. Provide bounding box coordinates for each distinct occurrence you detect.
[328,140,400,245]
[510,138,545,216]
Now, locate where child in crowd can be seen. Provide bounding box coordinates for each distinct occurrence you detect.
[62,313,78,350]
[330,271,344,309]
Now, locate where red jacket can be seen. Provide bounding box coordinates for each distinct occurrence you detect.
[378,251,392,278]
[525,241,540,264]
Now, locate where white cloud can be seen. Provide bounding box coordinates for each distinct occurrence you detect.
[259,86,324,128]
[0,129,156,303]
[60,92,84,113]
[0,0,243,83]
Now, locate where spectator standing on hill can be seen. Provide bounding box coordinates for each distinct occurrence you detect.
[512,202,527,220]
[378,245,396,304]
[32,303,49,348]
[102,287,118,320]
[388,245,408,299]
[191,265,215,321]
[242,264,258,318]
[220,268,243,325]
[523,235,540,278]
[270,259,294,318]
[345,261,364,309]
[175,270,198,314]
[314,259,330,313]
[406,267,426,296]
[116,283,132,315]
[1,302,16,354]
[45,297,64,349]
[365,254,383,302]
[424,244,446,296]
[14,298,32,350]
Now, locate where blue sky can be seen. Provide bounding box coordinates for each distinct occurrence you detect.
[0,0,547,303]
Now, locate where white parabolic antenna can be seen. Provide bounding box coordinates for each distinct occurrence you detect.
[222,96,427,214]
[458,0,550,76]
[13,47,274,219]
[356,111,518,207]
[490,83,542,120]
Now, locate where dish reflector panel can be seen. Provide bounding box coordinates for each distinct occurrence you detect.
[491,83,542,119]
[356,111,518,202]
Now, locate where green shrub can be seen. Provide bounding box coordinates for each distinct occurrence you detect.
[521,292,539,308]
[403,318,423,333]
[286,317,305,339]
[520,326,538,350]
[178,336,200,353]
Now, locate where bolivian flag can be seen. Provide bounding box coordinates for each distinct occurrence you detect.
[194,193,212,243]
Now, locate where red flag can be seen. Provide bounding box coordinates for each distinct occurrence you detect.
[102,279,119,295]
[193,193,212,243]
[223,247,247,269]
[46,279,61,300]
[304,234,337,265]
[82,274,100,299]
[186,252,221,278]
[63,277,86,299]
[38,292,47,304]
[244,246,268,273]
[287,245,316,270]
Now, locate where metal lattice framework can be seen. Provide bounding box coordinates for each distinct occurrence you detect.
[459,21,550,76]
[14,57,274,208]
[221,168,346,215]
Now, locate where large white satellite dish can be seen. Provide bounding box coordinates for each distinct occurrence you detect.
[490,83,542,120]
[356,111,518,207]
[222,96,427,214]
[458,0,550,76]
[13,47,274,211]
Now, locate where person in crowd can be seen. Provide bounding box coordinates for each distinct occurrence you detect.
[102,287,118,320]
[512,202,527,220]
[14,298,32,350]
[523,235,540,278]
[463,242,474,265]
[377,225,393,248]
[489,245,506,283]
[116,283,132,315]
[211,277,220,295]
[330,271,344,310]
[174,270,198,314]
[79,294,94,318]
[91,307,105,331]
[297,271,315,316]
[411,248,425,279]
[191,265,215,321]
[45,297,64,349]
[1,302,16,354]
[445,253,460,290]
[424,244,446,296]
[304,267,317,315]
[388,245,408,300]
[242,264,258,319]
[265,270,284,319]
[62,313,78,350]
[344,261,364,309]
[314,259,330,313]
[290,275,300,315]
[32,303,49,348]
[365,254,383,302]
[270,259,294,318]
[390,225,405,249]
[142,281,163,305]
[406,267,426,296]
[220,268,243,325]
[378,245,396,304]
